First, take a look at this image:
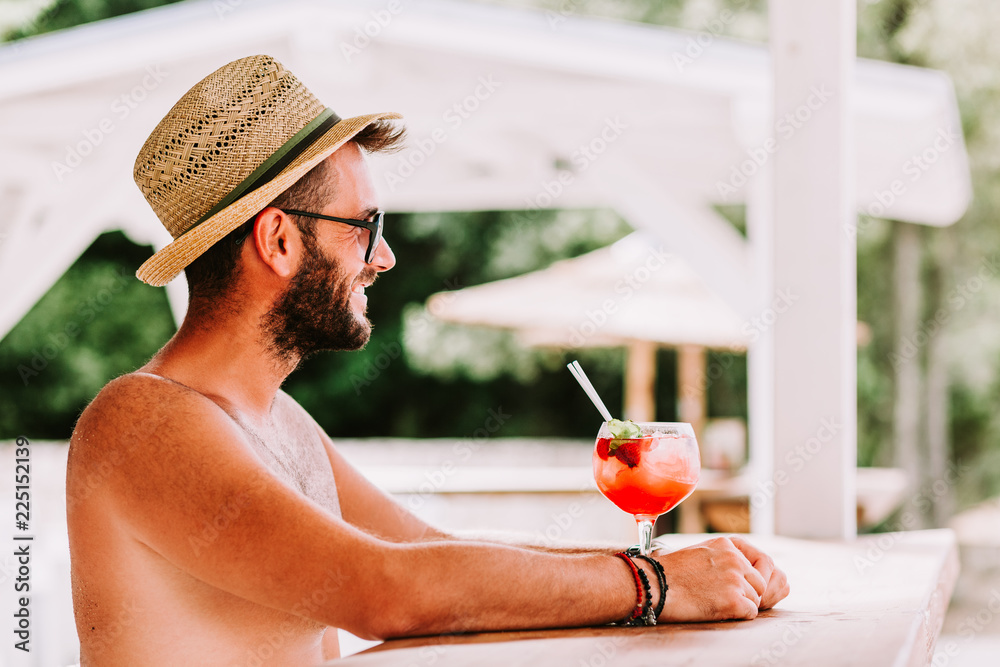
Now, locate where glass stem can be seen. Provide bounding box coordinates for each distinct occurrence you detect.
[636,517,654,556]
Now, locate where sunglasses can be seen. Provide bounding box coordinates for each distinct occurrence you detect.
[282,209,385,264]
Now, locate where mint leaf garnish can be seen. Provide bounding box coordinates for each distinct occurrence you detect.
[608,419,641,439]
[607,419,642,452]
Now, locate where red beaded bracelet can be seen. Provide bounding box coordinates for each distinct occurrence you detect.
[613,552,645,625]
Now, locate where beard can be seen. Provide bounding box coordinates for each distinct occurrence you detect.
[262,233,377,362]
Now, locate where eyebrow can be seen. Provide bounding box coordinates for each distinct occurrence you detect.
[357,206,380,220]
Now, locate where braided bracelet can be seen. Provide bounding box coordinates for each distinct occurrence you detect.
[612,552,644,625]
[612,552,654,626]
[634,554,667,622]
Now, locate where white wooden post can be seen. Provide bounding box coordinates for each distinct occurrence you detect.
[747,171,776,536]
[624,340,657,422]
[764,0,857,539]
[677,345,707,439]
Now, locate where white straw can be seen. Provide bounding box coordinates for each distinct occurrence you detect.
[566,360,614,422]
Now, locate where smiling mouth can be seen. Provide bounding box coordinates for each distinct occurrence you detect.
[351,278,374,296]
[351,269,379,297]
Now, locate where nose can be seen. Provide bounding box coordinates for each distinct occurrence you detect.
[372,235,395,271]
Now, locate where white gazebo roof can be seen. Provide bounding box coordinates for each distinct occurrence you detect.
[0,0,970,339]
[427,232,749,350]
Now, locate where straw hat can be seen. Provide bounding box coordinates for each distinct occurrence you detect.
[133,54,401,286]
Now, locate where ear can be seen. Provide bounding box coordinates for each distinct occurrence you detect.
[250,207,300,279]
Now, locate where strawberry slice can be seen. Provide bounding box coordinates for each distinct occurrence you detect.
[596,439,611,460]
[614,440,641,468]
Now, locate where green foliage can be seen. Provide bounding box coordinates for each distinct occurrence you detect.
[856,0,1000,510]
[856,217,895,467]
[3,0,186,41]
[950,378,1000,505]
[0,232,175,438]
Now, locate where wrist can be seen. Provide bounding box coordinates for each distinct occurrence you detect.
[633,554,667,621]
[635,559,660,613]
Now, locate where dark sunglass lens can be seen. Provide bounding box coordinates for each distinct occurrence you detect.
[368,214,383,263]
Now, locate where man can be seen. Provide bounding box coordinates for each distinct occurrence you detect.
[67,55,788,665]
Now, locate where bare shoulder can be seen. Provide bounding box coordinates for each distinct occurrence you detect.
[71,371,229,457]
[67,372,243,506]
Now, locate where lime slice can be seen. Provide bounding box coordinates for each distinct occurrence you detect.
[608,419,642,439]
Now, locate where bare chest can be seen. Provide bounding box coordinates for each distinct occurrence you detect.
[237,416,341,518]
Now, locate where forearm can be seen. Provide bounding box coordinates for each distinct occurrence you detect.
[375,538,637,638]
[451,528,621,555]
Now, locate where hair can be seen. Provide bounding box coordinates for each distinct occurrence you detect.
[184,120,406,303]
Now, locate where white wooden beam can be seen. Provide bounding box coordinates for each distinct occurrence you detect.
[764,0,857,539]
[591,161,754,320]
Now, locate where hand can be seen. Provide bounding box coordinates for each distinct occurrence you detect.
[652,537,770,622]
[728,536,790,610]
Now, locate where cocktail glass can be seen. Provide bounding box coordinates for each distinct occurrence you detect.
[593,421,701,556]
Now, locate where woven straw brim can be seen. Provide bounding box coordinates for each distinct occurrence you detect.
[136,111,401,287]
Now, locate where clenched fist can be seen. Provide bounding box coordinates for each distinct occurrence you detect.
[651,536,790,622]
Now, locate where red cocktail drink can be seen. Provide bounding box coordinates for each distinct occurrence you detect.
[593,422,700,554]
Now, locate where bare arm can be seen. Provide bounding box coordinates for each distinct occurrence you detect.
[320,419,787,613]
[78,375,643,640]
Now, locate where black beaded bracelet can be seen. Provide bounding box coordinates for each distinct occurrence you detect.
[634,554,667,621]
[634,564,654,626]
[612,552,655,626]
